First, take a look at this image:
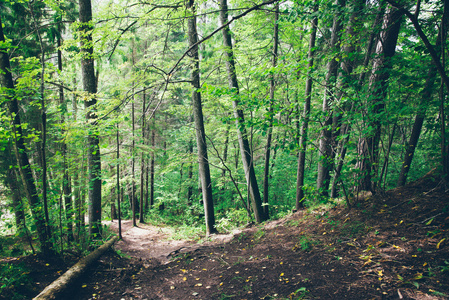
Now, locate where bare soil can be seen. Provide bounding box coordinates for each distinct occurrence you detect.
[2,171,449,299]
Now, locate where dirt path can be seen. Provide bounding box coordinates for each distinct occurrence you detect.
[105,220,237,263]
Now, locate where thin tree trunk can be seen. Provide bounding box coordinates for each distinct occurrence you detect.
[131,69,136,227]
[57,29,73,241]
[262,2,279,218]
[139,89,146,223]
[187,0,217,234]
[188,140,194,205]
[219,0,266,223]
[79,0,102,237]
[150,119,155,207]
[117,123,122,239]
[296,2,318,210]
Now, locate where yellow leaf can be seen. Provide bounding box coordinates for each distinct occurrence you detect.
[280,273,284,276]
[181,269,187,273]
[183,277,187,281]
[195,283,202,287]
[219,282,223,286]
[437,238,446,249]
[82,285,87,288]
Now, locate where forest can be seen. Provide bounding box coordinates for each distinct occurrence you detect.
[1,0,449,298]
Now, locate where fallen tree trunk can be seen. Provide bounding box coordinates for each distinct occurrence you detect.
[33,235,119,300]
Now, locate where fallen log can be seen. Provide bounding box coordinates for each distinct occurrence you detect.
[33,235,119,300]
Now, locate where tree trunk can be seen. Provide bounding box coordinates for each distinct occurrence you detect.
[150,122,155,207]
[187,0,217,235]
[317,0,344,196]
[0,15,51,254]
[219,0,266,223]
[296,2,318,210]
[57,29,73,241]
[139,89,146,223]
[262,2,279,219]
[33,236,118,300]
[116,123,122,239]
[79,0,102,237]
[357,5,402,192]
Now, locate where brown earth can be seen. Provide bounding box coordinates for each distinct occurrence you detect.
[2,172,449,299]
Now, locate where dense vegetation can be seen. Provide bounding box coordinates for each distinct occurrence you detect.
[0,0,448,259]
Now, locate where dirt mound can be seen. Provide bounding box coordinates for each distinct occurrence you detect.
[68,174,448,299]
[3,173,449,300]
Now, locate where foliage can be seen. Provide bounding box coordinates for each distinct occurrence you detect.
[0,263,31,300]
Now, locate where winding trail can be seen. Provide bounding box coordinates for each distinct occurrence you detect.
[105,220,237,263]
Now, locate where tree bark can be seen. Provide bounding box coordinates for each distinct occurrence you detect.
[296,2,318,210]
[187,0,217,234]
[357,5,402,192]
[139,89,146,223]
[79,0,102,237]
[219,0,267,223]
[316,0,344,196]
[33,236,118,300]
[262,2,279,218]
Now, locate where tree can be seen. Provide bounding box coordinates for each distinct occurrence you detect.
[219,0,267,223]
[262,2,279,218]
[79,0,102,237]
[357,4,403,192]
[187,0,217,234]
[296,2,318,210]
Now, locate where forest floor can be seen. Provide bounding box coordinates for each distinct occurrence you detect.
[2,171,449,300]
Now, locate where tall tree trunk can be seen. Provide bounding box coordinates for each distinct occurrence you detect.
[79,0,102,237]
[357,5,402,192]
[187,0,217,234]
[296,2,318,210]
[219,0,267,223]
[316,0,344,196]
[397,0,449,186]
[116,122,122,239]
[150,121,155,207]
[58,28,73,241]
[131,47,137,227]
[139,90,146,223]
[188,139,194,205]
[0,15,51,254]
[262,2,279,219]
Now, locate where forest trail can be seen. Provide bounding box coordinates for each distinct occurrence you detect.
[2,173,449,300]
[105,220,238,263]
